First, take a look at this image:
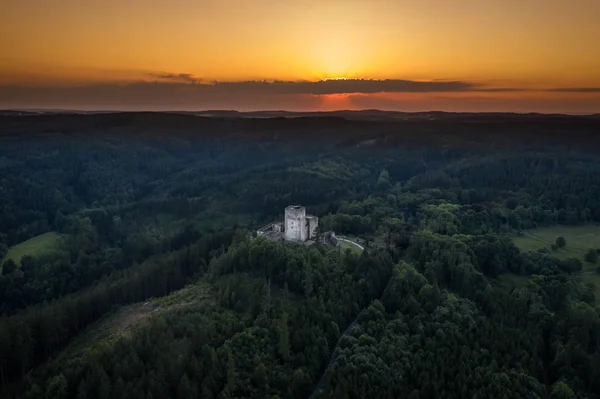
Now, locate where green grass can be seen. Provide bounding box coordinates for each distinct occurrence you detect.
[338,239,363,254]
[512,225,600,269]
[501,224,600,303]
[2,232,61,265]
[336,235,366,254]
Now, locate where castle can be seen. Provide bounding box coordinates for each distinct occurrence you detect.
[257,205,318,242]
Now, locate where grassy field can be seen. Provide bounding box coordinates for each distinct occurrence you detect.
[2,231,61,266]
[512,225,600,269]
[338,239,363,254]
[499,224,600,302]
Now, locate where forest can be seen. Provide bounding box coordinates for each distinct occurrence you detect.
[1,112,600,399]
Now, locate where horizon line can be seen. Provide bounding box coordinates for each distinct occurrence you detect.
[2,108,599,117]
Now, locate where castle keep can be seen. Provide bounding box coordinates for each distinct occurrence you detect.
[257,205,318,242]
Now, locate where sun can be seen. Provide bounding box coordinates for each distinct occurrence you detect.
[306,35,364,81]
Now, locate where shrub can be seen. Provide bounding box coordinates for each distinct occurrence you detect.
[585,248,598,264]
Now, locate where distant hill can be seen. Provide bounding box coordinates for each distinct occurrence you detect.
[3,109,600,119]
[1,110,599,152]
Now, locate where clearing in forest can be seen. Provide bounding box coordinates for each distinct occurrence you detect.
[51,282,215,365]
[512,225,600,268]
[2,231,61,265]
[335,236,366,254]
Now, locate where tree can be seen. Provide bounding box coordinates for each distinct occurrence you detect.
[377,169,391,190]
[24,383,44,399]
[226,350,236,396]
[76,378,89,399]
[303,257,313,298]
[1,258,17,275]
[252,362,267,386]
[408,390,421,399]
[585,248,598,264]
[550,381,576,399]
[0,243,7,262]
[278,314,290,360]
[54,210,68,233]
[46,374,68,399]
[556,236,566,248]
[177,374,198,399]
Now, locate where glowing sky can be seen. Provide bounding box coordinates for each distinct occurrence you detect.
[2,0,600,112]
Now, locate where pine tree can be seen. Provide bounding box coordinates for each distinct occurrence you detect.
[278,313,290,360]
[76,378,89,399]
[24,383,44,399]
[585,248,598,263]
[550,381,576,399]
[177,374,198,399]
[46,373,68,399]
[226,350,236,397]
[304,256,313,298]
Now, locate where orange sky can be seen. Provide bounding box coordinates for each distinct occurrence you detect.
[2,0,600,112]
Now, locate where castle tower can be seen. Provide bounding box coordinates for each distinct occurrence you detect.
[306,215,319,239]
[284,205,306,241]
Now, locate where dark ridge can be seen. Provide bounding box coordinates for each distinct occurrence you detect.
[0,111,599,153]
[2,109,600,119]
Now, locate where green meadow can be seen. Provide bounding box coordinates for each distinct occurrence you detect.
[512,225,600,269]
[2,232,62,266]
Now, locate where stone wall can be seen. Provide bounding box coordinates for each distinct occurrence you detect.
[284,205,306,241]
[324,231,338,246]
[307,216,319,239]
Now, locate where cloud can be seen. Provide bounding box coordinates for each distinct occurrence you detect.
[149,72,203,84]
[209,79,524,95]
[0,78,524,108]
[137,73,526,94]
[1,77,599,112]
[211,79,477,94]
[0,82,321,111]
[546,87,600,93]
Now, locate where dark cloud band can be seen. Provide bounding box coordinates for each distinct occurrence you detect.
[148,73,203,84]
[546,87,600,93]
[1,76,599,111]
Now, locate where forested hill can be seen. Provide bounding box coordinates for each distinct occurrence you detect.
[1,113,600,398]
[1,112,600,150]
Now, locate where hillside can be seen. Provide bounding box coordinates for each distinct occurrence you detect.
[0,113,599,399]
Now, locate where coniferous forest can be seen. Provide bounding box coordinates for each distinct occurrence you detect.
[1,112,600,399]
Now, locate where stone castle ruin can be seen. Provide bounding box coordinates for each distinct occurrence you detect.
[257,205,318,243]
